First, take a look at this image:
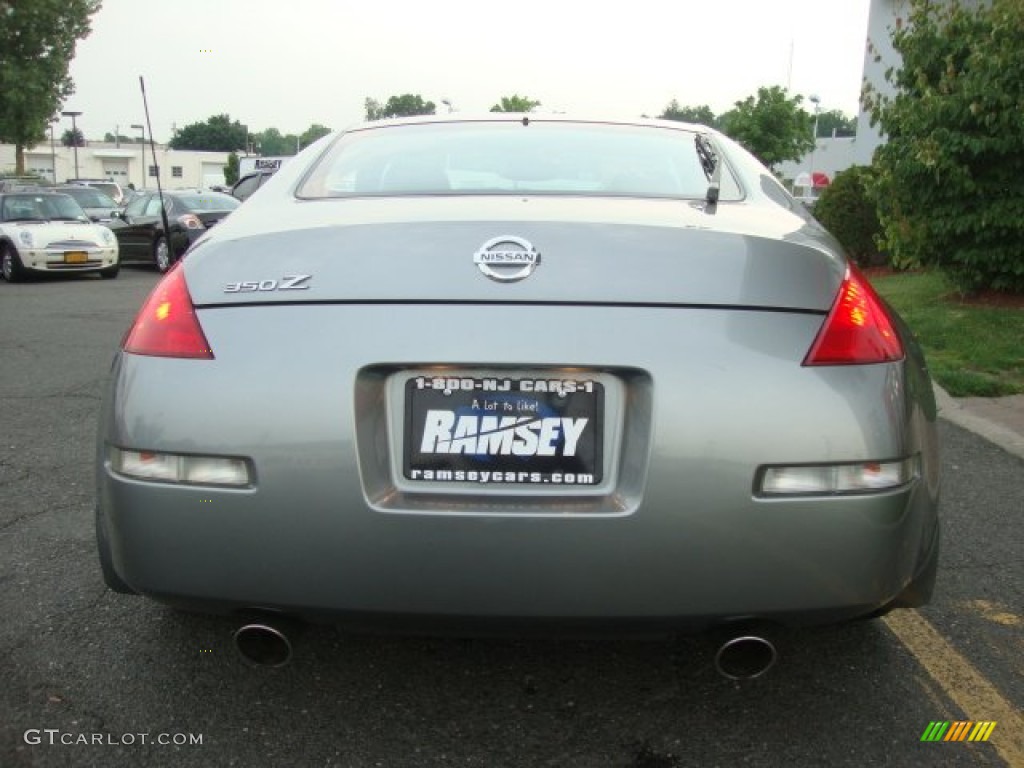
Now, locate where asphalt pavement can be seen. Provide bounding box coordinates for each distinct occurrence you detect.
[1,268,1021,768]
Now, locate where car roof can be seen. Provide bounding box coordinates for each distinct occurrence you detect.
[341,112,710,134]
[1,189,73,197]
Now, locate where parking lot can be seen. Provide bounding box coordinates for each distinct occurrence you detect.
[1,268,1021,767]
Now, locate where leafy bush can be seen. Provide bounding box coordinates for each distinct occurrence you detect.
[813,166,886,267]
[865,0,1024,294]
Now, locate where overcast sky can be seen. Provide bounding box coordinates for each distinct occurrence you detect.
[65,0,872,143]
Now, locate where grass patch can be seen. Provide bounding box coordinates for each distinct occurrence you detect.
[870,270,1024,397]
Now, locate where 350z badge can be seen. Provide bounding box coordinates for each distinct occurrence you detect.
[223,274,311,293]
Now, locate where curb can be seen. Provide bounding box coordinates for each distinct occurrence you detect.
[933,384,1024,460]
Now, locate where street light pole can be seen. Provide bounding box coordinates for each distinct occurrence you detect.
[808,95,821,190]
[131,124,145,188]
[61,110,83,179]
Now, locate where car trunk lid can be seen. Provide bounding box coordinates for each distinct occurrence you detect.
[185,197,844,312]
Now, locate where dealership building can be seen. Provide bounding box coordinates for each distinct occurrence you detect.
[0,140,232,190]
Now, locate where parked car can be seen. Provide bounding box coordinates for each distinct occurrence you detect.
[0,191,119,281]
[65,179,126,206]
[108,190,240,272]
[97,116,940,673]
[0,176,54,193]
[230,170,275,202]
[55,185,122,223]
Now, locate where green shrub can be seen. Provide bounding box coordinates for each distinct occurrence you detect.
[866,0,1024,294]
[813,166,886,267]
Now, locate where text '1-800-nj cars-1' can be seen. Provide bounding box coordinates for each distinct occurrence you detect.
[96,115,940,674]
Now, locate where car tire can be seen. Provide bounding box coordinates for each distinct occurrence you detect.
[153,236,171,273]
[96,507,137,594]
[99,265,120,279]
[1,243,28,283]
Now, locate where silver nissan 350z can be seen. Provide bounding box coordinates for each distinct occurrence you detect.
[96,115,939,669]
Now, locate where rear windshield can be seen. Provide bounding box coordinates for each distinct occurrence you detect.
[76,182,120,200]
[298,121,742,200]
[60,187,117,208]
[175,192,241,211]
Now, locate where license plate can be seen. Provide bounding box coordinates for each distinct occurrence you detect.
[404,375,603,486]
[64,251,88,263]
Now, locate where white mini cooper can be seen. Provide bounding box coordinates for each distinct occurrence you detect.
[0,191,119,281]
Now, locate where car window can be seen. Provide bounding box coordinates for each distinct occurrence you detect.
[125,195,148,217]
[60,188,118,208]
[0,194,85,221]
[86,182,121,201]
[299,122,742,200]
[232,175,261,201]
[175,192,241,211]
[143,197,165,217]
[1,197,42,221]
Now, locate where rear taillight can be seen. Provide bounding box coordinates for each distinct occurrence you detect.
[177,213,204,229]
[803,265,903,366]
[122,263,213,358]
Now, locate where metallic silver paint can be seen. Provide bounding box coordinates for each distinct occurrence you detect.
[96,116,939,630]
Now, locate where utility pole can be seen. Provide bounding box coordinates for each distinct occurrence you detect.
[131,124,145,188]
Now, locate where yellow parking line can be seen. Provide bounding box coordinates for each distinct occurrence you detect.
[884,609,1024,765]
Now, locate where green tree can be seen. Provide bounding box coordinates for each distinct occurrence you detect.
[718,86,815,171]
[224,151,240,186]
[490,94,541,112]
[866,0,1024,293]
[254,127,294,156]
[659,100,717,127]
[299,123,332,149]
[169,114,247,152]
[814,109,856,138]
[61,128,85,147]
[0,0,101,174]
[365,94,436,121]
[813,166,885,267]
[103,131,138,144]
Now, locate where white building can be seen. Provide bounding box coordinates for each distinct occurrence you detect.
[1,140,233,190]
[777,135,858,189]
[854,0,987,165]
[853,0,907,166]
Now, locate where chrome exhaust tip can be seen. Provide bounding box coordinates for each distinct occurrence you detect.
[233,622,293,668]
[714,634,777,680]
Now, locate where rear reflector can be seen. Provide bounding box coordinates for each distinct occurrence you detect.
[803,265,903,365]
[111,447,251,487]
[759,458,916,496]
[122,263,213,358]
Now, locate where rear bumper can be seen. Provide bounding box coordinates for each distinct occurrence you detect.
[96,303,940,627]
[98,468,937,627]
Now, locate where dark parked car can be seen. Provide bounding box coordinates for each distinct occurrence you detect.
[231,171,274,202]
[109,190,239,272]
[97,116,940,674]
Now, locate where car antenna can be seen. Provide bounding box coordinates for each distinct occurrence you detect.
[139,76,173,259]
